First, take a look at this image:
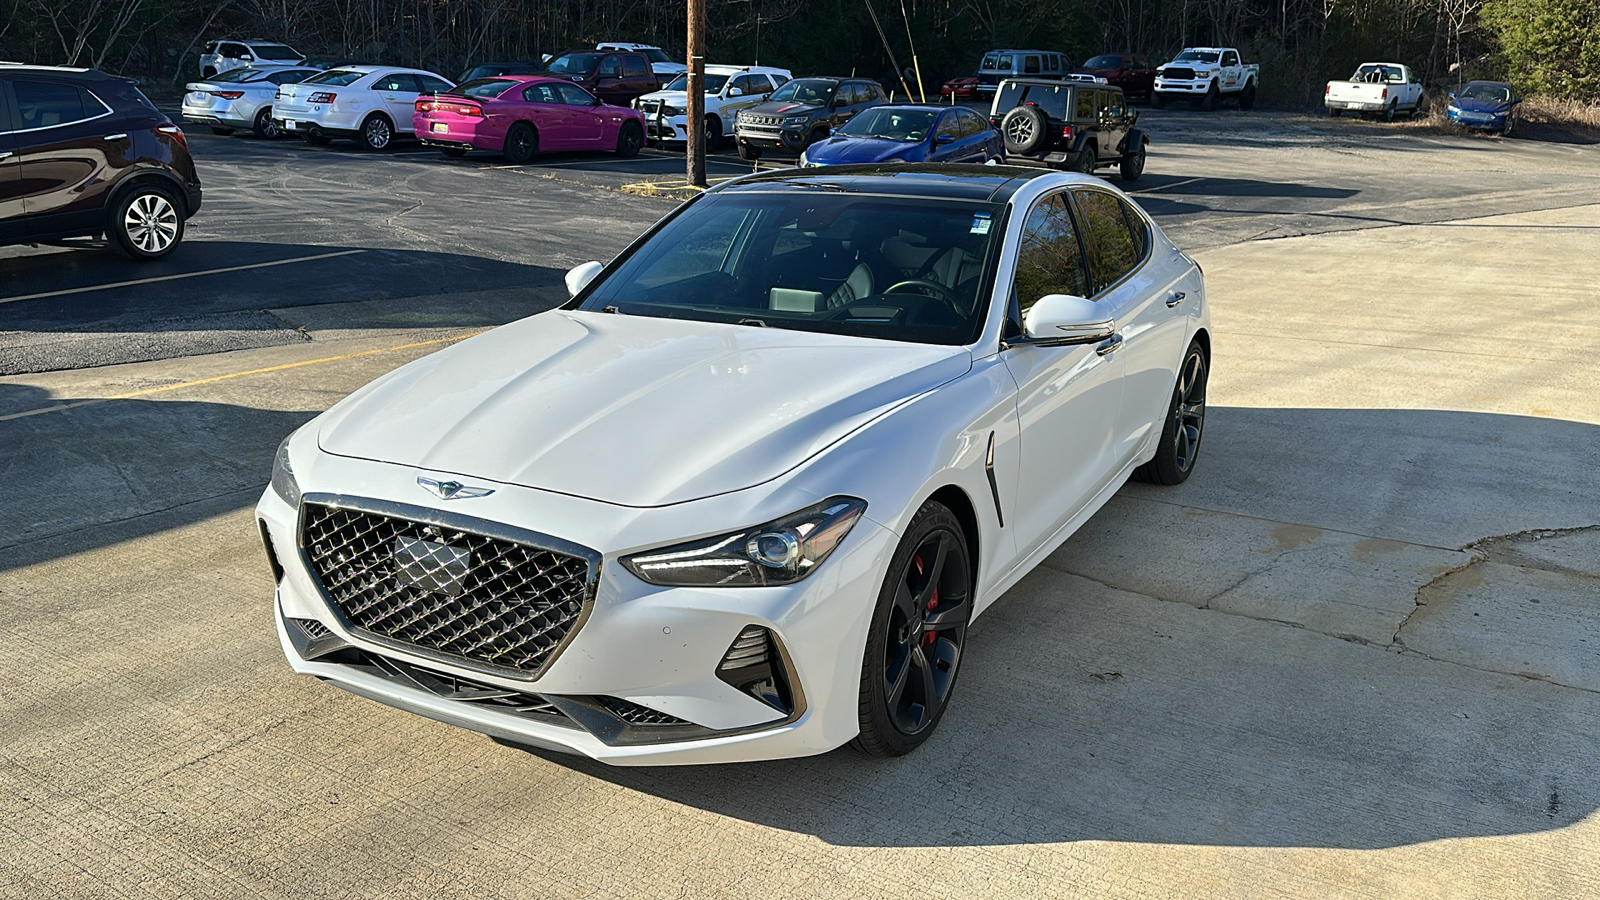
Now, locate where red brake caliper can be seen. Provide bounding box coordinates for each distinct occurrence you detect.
[920,556,939,646]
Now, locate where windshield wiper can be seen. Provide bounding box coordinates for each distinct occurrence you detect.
[737,317,768,327]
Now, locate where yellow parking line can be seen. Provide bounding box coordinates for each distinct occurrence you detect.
[0,332,481,423]
[0,249,366,305]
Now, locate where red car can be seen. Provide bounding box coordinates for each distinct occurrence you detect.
[414,76,646,162]
[940,71,980,100]
[1071,53,1156,102]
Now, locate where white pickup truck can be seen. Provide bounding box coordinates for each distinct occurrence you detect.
[1152,47,1259,110]
[1324,63,1424,120]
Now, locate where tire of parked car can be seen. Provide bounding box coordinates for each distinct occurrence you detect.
[1199,83,1219,111]
[1328,107,1342,118]
[851,500,974,758]
[253,107,278,139]
[737,142,761,161]
[304,130,331,146]
[1151,92,1167,109]
[107,182,185,261]
[504,122,538,163]
[1000,105,1048,155]
[209,125,235,136]
[1119,139,1146,181]
[1075,142,1097,175]
[440,147,468,158]
[615,121,644,158]
[1239,81,1257,110]
[1133,339,1209,485]
[359,114,394,151]
[705,115,722,151]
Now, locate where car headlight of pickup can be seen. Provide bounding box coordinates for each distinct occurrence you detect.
[783,115,809,126]
[270,434,302,508]
[622,497,867,587]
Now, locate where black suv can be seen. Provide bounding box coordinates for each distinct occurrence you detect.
[989,78,1147,180]
[0,66,202,260]
[734,77,887,160]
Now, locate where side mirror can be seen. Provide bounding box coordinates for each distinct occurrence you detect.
[727,86,744,97]
[1448,92,1456,99]
[241,54,254,61]
[934,133,955,145]
[565,261,604,297]
[1019,294,1116,345]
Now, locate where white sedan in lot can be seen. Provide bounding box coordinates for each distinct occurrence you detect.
[258,165,1211,765]
[181,65,321,137]
[273,65,454,150]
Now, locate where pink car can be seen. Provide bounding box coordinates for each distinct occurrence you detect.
[414,76,646,162]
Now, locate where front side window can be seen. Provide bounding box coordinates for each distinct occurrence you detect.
[555,83,596,106]
[1073,190,1141,291]
[770,79,836,105]
[1075,90,1094,119]
[547,54,601,76]
[1013,194,1089,312]
[597,56,623,78]
[577,190,1002,346]
[12,81,91,130]
[623,56,649,77]
[1105,92,1126,118]
[644,48,673,64]
[1222,51,1240,66]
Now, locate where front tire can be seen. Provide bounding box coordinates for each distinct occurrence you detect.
[737,142,761,161]
[358,114,394,151]
[1075,142,1097,175]
[853,502,973,758]
[704,114,723,151]
[108,184,184,261]
[1119,142,1145,181]
[1133,340,1208,485]
[1199,84,1218,110]
[615,120,644,157]
[1151,92,1167,109]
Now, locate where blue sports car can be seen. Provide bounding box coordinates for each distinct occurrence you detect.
[799,105,1003,166]
[1446,81,1520,135]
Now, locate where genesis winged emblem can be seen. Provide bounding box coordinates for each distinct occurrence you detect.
[417,476,495,500]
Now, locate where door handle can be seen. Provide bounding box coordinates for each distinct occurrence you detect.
[1166,291,1186,308]
[103,133,129,141]
[1095,334,1124,356]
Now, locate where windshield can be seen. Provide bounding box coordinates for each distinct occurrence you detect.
[578,190,1001,346]
[769,79,835,104]
[839,108,939,142]
[304,69,364,86]
[662,73,731,93]
[1082,55,1124,69]
[982,53,1013,71]
[1173,50,1221,64]
[644,48,673,63]
[547,53,601,76]
[251,43,301,60]
[1460,83,1512,102]
[451,78,519,98]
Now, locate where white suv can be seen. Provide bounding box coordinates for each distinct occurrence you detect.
[596,43,687,80]
[636,65,791,148]
[199,39,305,78]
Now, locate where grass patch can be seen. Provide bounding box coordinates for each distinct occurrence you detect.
[619,180,705,201]
[1519,96,1600,137]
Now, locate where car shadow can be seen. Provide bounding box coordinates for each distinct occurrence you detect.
[496,406,1600,851]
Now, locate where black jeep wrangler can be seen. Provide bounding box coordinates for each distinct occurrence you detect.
[988,78,1147,180]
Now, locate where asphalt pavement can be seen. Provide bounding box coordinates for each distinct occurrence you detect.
[2,108,1598,898]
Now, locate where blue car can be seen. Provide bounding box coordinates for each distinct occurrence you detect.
[1446,81,1520,135]
[799,105,1003,167]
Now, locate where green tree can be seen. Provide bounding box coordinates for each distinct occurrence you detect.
[1481,0,1600,99]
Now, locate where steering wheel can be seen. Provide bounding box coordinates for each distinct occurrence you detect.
[884,278,961,305]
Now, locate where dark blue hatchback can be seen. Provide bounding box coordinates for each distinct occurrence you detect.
[799,105,1003,167]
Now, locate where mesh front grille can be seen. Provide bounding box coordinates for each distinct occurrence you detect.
[1161,67,1196,80]
[300,502,594,678]
[292,617,332,638]
[596,695,690,726]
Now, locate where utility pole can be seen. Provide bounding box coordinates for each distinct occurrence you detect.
[686,0,707,187]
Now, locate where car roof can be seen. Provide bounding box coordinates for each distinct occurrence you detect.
[0,64,116,80]
[325,65,439,75]
[1465,80,1514,87]
[710,164,1054,204]
[704,64,789,76]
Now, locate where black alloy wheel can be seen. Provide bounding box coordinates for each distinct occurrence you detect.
[504,122,538,163]
[705,115,722,151]
[253,107,278,138]
[360,114,393,150]
[616,120,644,157]
[1001,105,1047,155]
[1133,339,1208,485]
[1119,142,1145,181]
[854,502,973,757]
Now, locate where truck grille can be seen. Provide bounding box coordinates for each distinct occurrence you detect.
[299,501,596,679]
[741,114,783,127]
[1160,67,1196,81]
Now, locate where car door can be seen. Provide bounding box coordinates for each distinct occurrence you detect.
[928,111,962,162]
[8,78,120,223]
[522,82,576,148]
[590,54,627,106]
[1097,90,1130,156]
[373,73,422,130]
[620,54,655,102]
[1001,190,1125,560]
[555,83,605,146]
[959,108,998,160]
[1070,187,1193,463]
[1219,50,1242,91]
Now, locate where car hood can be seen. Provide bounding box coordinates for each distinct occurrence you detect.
[745,100,825,118]
[1453,96,1511,114]
[317,311,972,507]
[640,89,689,104]
[805,135,920,164]
[1073,66,1119,77]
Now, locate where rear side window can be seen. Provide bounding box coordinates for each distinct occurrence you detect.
[12,81,90,130]
[524,83,561,104]
[1073,190,1142,291]
[1013,193,1089,312]
[418,75,453,92]
[1075,90,1094,119]
[623,55,649,77]
[1024,55,1041,75]
[265,70,316,86]
[374,73,420,92]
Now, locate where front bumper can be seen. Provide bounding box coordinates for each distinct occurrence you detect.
[735,125,810,153]
[1326,98,1387,112]
[1448,110,1507,130]
[1154,79,1211,95]
[256,453,894,765]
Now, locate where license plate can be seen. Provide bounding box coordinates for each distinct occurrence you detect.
[284,119,297,130]
[432,122,448,133]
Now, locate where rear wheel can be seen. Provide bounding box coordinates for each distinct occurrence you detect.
[1328,107,1342,118]
[209,125,235,136]
[615,120,643,157]
[1133,340,1209,485]
[1383,101,1397,123]
[504,122,538,163]
[252,107,278,138]
[108,184,184,261]
[1239,81,1257,110]
[358,114,394,151]
[853,502,973,758]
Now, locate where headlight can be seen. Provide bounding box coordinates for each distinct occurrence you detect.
[661,104,684,116]
[622,497,867,587]
[783,115,808,126]
[270,434,302,508]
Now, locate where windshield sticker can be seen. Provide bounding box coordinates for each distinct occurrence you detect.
[971,213,993,235]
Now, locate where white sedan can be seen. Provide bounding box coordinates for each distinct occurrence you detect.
[181,65,321,138]
[273,65,454,150]
[258,165,1211,765]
